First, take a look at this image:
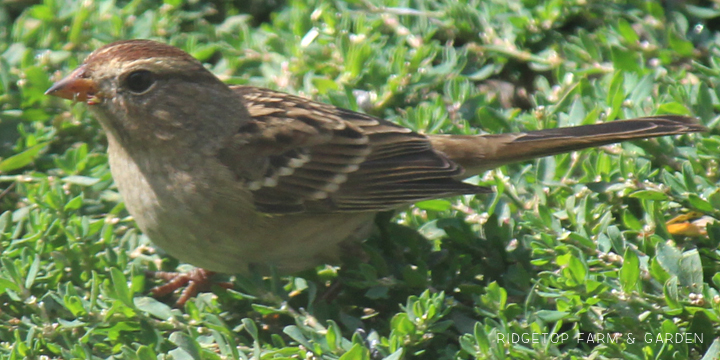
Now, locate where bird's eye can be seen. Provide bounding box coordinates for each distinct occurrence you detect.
[124,70,155,94]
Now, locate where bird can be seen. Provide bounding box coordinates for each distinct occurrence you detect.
[46,39,706,303]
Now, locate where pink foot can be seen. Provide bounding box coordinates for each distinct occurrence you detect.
[147,268,233,307]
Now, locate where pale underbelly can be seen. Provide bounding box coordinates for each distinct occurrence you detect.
[143,209,375,274]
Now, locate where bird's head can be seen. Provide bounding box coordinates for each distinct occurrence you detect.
[47,39,244,150]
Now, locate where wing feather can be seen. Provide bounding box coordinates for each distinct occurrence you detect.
[217,86,489,213]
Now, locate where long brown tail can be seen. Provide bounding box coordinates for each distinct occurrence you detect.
[429,115,707,176]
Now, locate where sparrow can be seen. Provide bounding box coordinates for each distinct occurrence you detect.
[45,39,706,298]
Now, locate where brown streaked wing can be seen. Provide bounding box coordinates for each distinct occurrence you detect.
[221,86,489,213]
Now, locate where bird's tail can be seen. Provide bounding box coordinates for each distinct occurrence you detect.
[429,115,707,176]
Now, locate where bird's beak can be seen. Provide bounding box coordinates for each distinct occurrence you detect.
[45,65,101,105]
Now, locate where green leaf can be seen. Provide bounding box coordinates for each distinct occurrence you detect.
[0,277,21,295]
[668,31,694,57]
[565,255,587,286]
[650,257,671,284]
[606,71,625,120]
[242,318,259,340]
[390,313,415,335]
[611,47,639,72]
[110,268,134,308]
[134,297,173,320]
[62,176,100,186]
[136,345,157,360]
[415,199,452,211]
[678,249,703,292]
[534,310,569,322]
[365,286,388,299]
[620,248,639,293]
[566,97,586,126]
[339,344,367,360]
[696,82,714,121]
[701,339,720,360]
[663,171,688,193]
[169,332,202,360]
[629,190,668,201]
[688,311,714,353]
[283,326,313,349]
[622,209,643,231]
[686,5,720,19]
[663,276,681,310]
[0,142,48,172]
[64,194,84,211]
[617,19,639,43]
[24,254,40,289]
[326,320,342,352]
[312,77,340,94]
[607,226,625,257]
[28,5,55,20]
[63,295,86,317]
[657,102,691,115]
[687,194,713,212]
[656,241,682,277]
[383,349,403,360]
[480,282,507,313]
[68,6,91,44]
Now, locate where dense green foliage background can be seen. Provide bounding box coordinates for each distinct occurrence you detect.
[1,0,719,358]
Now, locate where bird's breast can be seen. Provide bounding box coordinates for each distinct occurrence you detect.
[106,140,373,274]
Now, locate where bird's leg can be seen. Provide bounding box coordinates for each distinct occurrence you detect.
[146,268,233,307]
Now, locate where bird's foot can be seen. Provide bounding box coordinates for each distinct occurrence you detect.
[146,268,233,307]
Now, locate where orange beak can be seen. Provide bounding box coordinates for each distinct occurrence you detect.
[45,65,101,105]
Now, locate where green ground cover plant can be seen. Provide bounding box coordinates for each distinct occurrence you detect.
[1,0,719,358]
